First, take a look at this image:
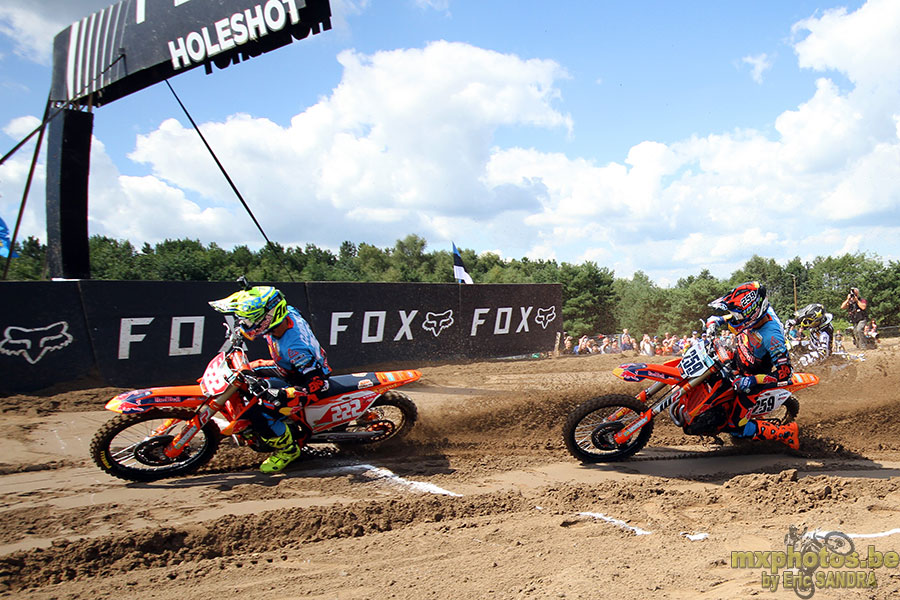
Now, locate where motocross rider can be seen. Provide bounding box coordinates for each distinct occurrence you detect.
[211,286,331,473]
[705,281,799,450]
[784,303,833,367]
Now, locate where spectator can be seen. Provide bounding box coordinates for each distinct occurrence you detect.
[640,334,655,356]
[864,319,878,346]
[576,335,592,355]
[833,330,845,354]
[620,328,634,351]
[599,336,611,353]
[689,331,703,350]
[564,335,574,354]
[841,287,869,348]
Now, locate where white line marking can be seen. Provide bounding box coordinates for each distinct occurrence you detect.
[578,511,652,536]
[681,532,709,541]
[341,464,462,497]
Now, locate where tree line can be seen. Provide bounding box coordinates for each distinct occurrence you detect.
[5,234,898,335]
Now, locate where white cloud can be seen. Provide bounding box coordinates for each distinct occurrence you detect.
[5,1,900,281]
[0,0,112,63]
[742,53,773,84]
[123,41,572,249]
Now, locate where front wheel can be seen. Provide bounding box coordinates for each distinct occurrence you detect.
[90,408,220,482]
[562,394,653,463]
[334,391,418,452]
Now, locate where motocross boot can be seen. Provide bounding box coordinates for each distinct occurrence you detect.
[752,420,799,450]
[259,427,304,474]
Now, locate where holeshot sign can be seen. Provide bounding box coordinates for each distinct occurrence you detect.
[49,0,332,106]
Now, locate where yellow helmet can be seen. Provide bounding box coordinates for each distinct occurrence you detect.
[209,286,287,339]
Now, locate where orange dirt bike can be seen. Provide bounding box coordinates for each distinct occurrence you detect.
[562,337,818,462]
[90,320,419,482]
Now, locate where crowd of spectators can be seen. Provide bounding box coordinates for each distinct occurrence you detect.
[561,329,736,356]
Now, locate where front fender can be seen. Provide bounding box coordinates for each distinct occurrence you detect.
[106,385,205,414]
[613,363,682,385]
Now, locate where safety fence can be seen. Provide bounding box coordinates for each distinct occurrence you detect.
[0,281,561,394]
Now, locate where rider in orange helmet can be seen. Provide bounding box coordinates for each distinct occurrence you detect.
[706,282,798,450]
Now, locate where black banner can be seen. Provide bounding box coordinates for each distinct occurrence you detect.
[50,0,332,107]
[459,284,561,358]
[0,282,95,392]
[306,282,464,371]
[0,281,562,394]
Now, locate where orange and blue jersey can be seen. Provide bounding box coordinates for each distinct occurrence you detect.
[736,307,793,386]
[264,306,331,380]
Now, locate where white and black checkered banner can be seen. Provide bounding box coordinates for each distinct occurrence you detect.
[50,0,332,107]
[0,281,561,394]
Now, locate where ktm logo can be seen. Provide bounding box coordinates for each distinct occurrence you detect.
[422,310,454,337]
[0,321,74,364]
[535,306,557,329]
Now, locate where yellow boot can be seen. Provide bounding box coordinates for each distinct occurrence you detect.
[753,420,799,450]
[260,427,303,474]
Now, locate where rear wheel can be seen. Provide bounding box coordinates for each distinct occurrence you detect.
[334,391,418,452]
[562,394,652,463]
[766,396,799,425]
[90,408,220,482]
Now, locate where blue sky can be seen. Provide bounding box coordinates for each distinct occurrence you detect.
[3,0,898,286]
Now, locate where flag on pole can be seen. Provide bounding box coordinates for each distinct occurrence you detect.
[452,242,473,284]
[0,217,18,258]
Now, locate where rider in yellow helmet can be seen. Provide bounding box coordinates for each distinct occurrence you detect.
[211,286,331,473]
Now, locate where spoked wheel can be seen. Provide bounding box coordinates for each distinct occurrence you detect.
[335,391,418,451]
[562,394,653,463]
[90,408,220,482]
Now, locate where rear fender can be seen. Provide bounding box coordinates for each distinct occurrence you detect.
[304,370,421,433]
[105,385,205,414]
[613,363,683,385]
[786,372,819,392]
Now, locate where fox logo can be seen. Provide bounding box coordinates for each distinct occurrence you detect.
[0,321,74,364]
[535,306,557,329]
[422,310,454,337]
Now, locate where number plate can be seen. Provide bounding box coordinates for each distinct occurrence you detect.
[679,345,714,378]
[200,352,233,396]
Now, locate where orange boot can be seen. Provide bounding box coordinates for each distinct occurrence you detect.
[753,420,799,450]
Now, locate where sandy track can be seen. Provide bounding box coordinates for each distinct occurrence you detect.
[1,343,900,599]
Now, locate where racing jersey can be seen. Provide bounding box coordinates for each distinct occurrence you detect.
[735,307,792,383]
[263,306,331,380]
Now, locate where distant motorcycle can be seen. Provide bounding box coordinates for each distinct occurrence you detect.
[91,318,419,482]
[562,336,818,462]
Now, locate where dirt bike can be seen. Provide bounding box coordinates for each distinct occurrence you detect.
[90,320,419,482]
[783,525,854,599]
[562,337,819,462]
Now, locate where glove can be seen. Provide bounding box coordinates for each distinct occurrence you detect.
[306,374,328,395]
[733,375,755,395]
[247,378,284,409]
[705,315,725,337]
[246,376,270,397]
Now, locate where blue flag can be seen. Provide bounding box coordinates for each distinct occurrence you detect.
[452,242,473,284]
[0,217,18,258]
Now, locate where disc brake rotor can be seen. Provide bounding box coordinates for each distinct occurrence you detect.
[590,422,625,450]
[133,436,181,466]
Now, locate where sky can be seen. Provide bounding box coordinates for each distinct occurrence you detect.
[1,0,898,286]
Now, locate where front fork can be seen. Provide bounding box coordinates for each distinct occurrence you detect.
[164,384,237,458]
[611,370,713,445]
